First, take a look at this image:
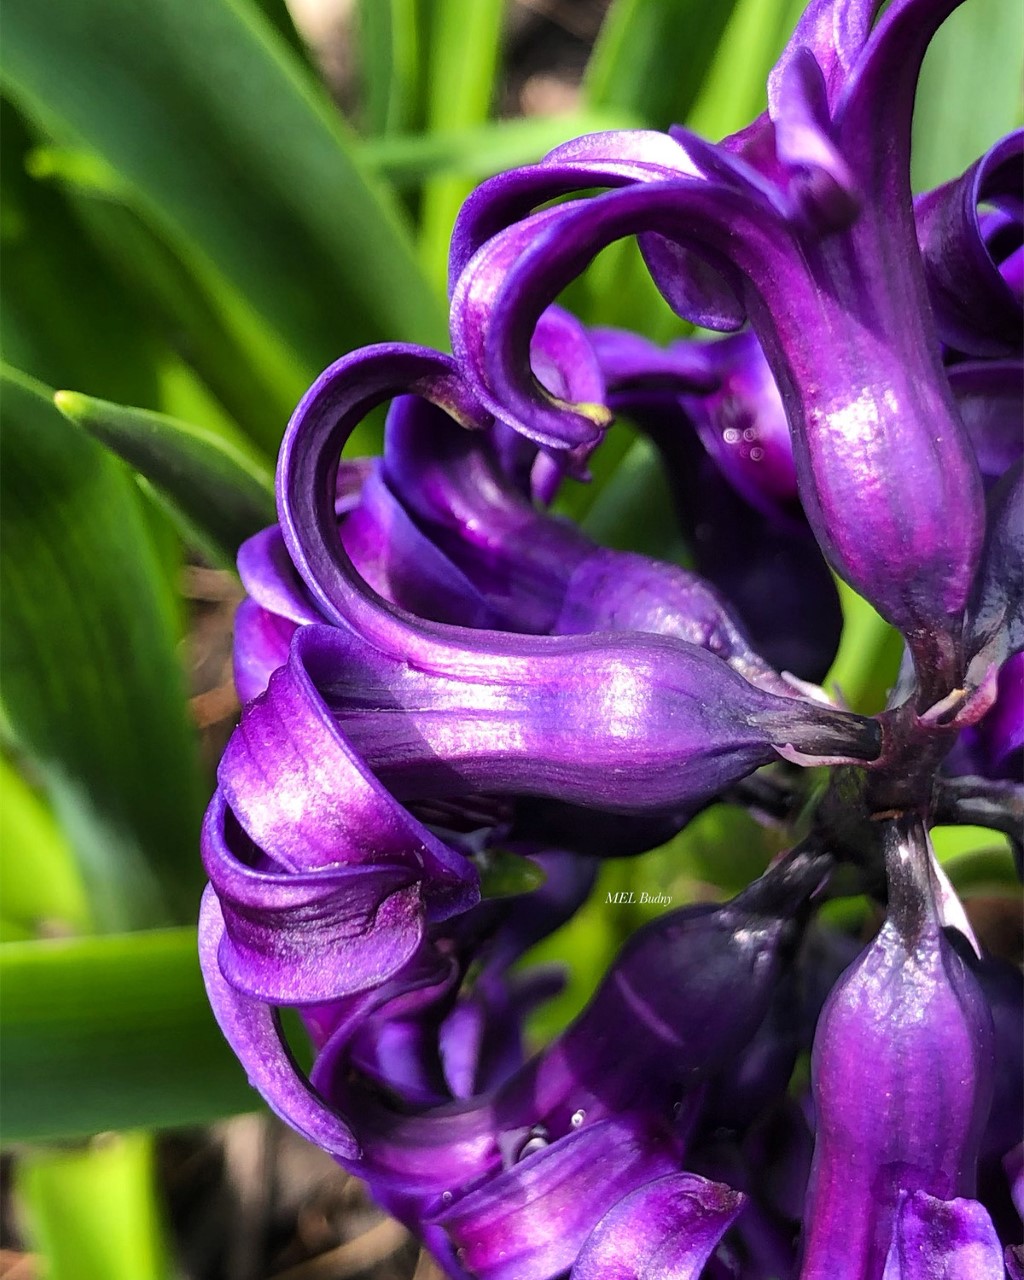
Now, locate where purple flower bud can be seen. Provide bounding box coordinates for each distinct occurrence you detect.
[800,818,996,1278]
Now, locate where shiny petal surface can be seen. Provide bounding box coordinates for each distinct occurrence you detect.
[430,1119,680,1280]
[882,1191,1004,1280]
[800,819,995,1280]
[571,1172,744,1280]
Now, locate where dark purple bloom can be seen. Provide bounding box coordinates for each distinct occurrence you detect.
[199,0,1022,1275]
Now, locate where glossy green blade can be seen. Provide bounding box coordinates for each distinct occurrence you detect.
[1,0,447,392]
[54,391,276,566]
[0,367,204,930]
[0,929,256,1142]
[17,1134,174,1280]
[585,0,740,128]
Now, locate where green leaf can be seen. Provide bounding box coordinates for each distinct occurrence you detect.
[912,0,1024,192]
[0,367,205,930]
[25,143,298,451]
[585,0,741,129]
[0,100,161,409]
[476,848,547,899]
[17,1133,175,1280]
[0,756,93,937]
[54,391,276,566]
[359,111,641,189]
[0,929,256,1142]
[418,0,504,288]
[357,0,426,137]
[1,0,447,395]
[825,581,904,715]
[685,0,805,142]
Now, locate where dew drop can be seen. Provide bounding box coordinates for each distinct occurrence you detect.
[441,1190,453,1206]
[570,1109,586,1128]
[517,1125,550,1161]
[749,446,764,462]
[723,427,741,445]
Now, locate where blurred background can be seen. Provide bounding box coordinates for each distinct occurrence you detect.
[1,0,1021,1276]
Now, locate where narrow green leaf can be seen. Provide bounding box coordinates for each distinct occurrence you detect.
[0,101,161,408]
[585,0,740,129]
[25,143,299,450]
[54,391,276,566]
[0,756,93,936]
[359,111,641,188]
[0,929,256,1142]
[17,1133,174,1280]
[912,0,1023,192]
[685,0,806,142]
[0,367,205,930]
[1,0,447,389]
[419,0,504,288]
[357,0,425,136]
[825,581,904,715]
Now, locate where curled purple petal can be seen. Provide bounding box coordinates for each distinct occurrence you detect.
[571,1172,745,1280]
[198,888,360,1161]
[916,131,1024,358]
[202,792,424,1003]
[429,1118,680,1280]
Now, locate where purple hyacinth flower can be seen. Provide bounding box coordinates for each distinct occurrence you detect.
[198,1,1022,1274]
[448,0,992,698]
[799,818,997,1279]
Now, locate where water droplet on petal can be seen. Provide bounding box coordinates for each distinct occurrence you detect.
[441,1190,453,1206]
[570,1109,586,1128]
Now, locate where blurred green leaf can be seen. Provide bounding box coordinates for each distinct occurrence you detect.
[357,0,425,137]
[359,111,641,189]
[0,367,204,930]
[578,434,683,561]
[25,143,297,451]
[825,581,904,715]
[912,0,1023,192]
[419,0,504,288]
[0,929,256,1142]
[0,101,161,408]
[477,848,547,899]
[17,1133,174,1280]
[585,0,740,129]
[1,0,447,405]
[686,0,805,141]
[0,757,93,937]
[54,391,276,567]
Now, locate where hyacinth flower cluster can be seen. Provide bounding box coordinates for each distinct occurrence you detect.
[199,0,1023,1275]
